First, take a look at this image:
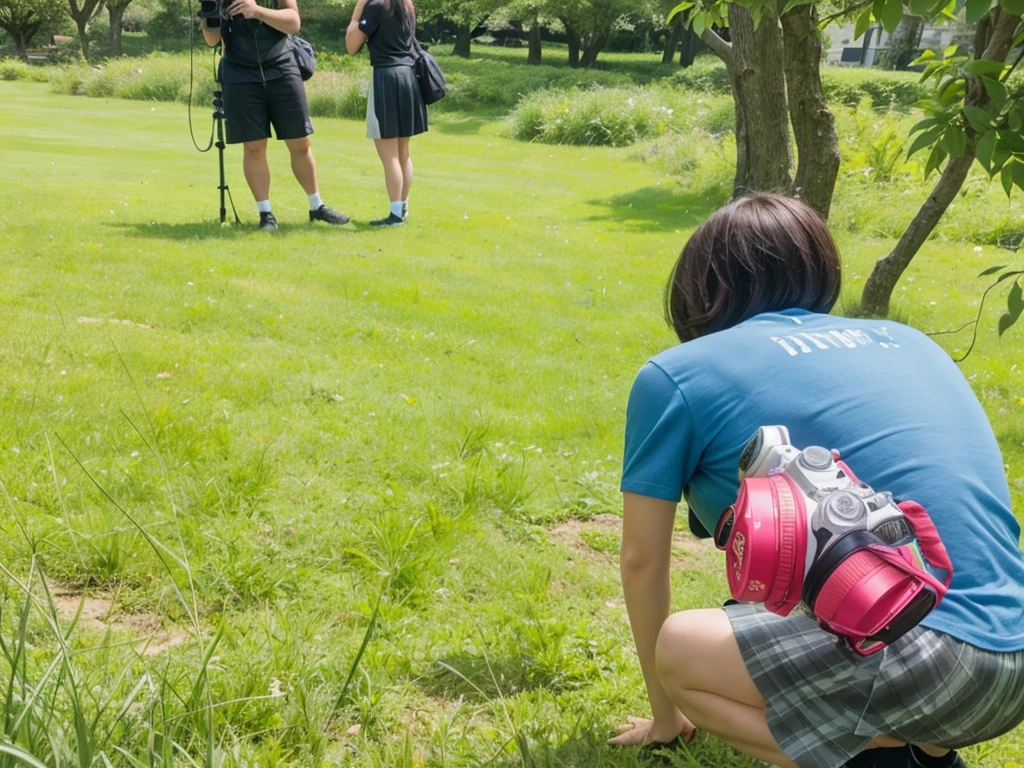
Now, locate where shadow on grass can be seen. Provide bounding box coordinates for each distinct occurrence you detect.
[487,729,759,767]
[585,188,716,234]
[431,114,493,135]
[421,652,583,702]
[104,220,359,241]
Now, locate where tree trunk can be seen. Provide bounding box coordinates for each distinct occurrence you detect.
[663,16,681,64]
[69,0,106,61]
[861,150,975,316]
[563,19,580,68]
[453,22,471,57]
[679,26,700,67]
[579,28,608,68]
[860,10,1021,316]
[76,17,91,59]
[108,1,130,57]
[13,28,32,60]
[528,16,541,65]
[879,14,924,70]
[714,6,793,197]
[781,4,840,219]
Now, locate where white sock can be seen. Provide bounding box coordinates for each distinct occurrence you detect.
[390,201,404,218]
[256,199,272,214]
[402,199,409,216]
[308,192,322,211]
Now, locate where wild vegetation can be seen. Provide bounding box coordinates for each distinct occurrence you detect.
[1,2,1024,764]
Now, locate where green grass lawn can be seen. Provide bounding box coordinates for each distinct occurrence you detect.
[0,80,1023,767]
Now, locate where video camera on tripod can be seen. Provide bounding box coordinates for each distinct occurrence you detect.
[197,0,224,27]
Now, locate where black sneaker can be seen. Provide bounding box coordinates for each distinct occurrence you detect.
[259,211,278,232]
[369,213,405,228]
[309,204,350,225]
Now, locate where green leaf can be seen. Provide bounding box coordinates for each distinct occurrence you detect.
[937,76,966,106]
[912,50,937,66]
[998,281,1023,336]
[881,0,904,33]
[854,8,873,40]
[1001,161,1015,197]
[667,2,694,22]
[963,105,994,131]
[978,264,1008,277]
[1010,280,1024,317]
[942,124,967,156]
[966,0,993,20]
[751,5,764,29]
[976,129,996,173]
[910,116,940,135]
[925,143,949,176]
[907,125,945,158]
[999,0,1024,14]
[944,44,960,59]
[992,142,1012,174]
[1014,158,1024,190]
[983,77,1008,110]
[998,130,1024,153]
[1010,105,1024,132]
[692,12,706,36]
[963,59,1008,77]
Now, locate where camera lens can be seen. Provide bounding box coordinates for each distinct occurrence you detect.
[738,431,763,475]
[714,508,735,550]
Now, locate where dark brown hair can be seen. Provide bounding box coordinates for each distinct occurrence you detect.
[664,194,842,343]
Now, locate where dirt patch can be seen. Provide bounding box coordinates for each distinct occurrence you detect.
[548,514,621,563]
[51,593,190,656]
[547,513,710,565]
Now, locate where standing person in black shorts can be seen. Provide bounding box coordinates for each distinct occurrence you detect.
[346,0,427,228]
[201,0,350,232]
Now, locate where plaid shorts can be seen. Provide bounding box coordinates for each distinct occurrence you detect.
[725,603,1024,768]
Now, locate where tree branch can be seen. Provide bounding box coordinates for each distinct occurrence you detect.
[701,27,732,64]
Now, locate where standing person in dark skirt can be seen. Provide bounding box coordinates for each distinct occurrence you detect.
[346,0,427,227]
[201,0,350,232]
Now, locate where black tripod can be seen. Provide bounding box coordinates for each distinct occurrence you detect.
[211,74,241,225]
[211,85,240,225]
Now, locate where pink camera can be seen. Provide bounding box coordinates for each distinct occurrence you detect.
[714,426,953,656]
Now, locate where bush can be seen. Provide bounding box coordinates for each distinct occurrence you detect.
[672,55,731,93]
[507,87,681,147]
[432,53,635,112]
[0,59,52,83]
[506,85,732,147]
[633,130,735,206]
[305,71,367,119]
[821,67,926,109]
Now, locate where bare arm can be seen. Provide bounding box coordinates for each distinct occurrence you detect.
[619,492,687,736]
[346,0,370,55]
[201,18,222,46]
[226,0,301,36]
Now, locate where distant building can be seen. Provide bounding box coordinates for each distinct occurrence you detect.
[824,21,961,67]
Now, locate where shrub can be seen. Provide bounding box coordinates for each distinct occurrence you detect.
[506,85,732,147]
[507,87,686,147]
[0,59,52,83]
[432,53,635,112]
[635,130,735,206]
[821,67,926,109]
[305,71,367,120]
[672,55,731,93]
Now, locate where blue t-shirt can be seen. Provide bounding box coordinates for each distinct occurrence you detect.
[621,309,1024,652]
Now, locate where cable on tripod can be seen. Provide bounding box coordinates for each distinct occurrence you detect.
[188,0,215,153]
